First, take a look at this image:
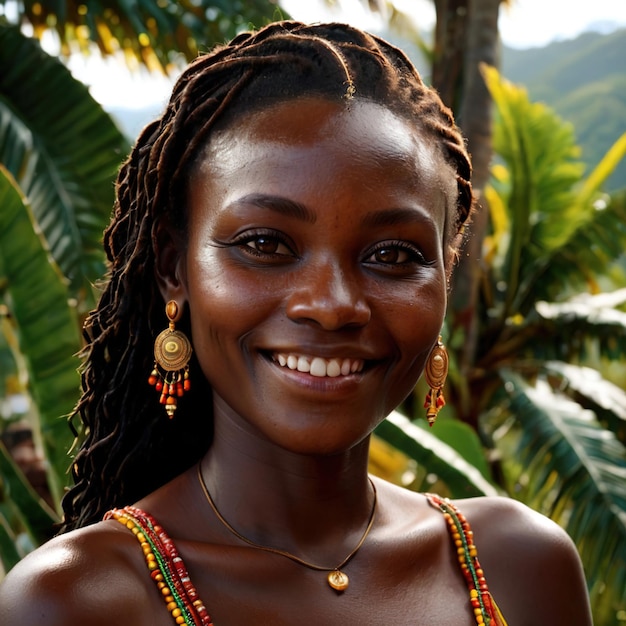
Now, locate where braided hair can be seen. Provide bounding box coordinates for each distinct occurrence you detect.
[60,21,474,532]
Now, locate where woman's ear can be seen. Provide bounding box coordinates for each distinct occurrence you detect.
[153,219,188,303]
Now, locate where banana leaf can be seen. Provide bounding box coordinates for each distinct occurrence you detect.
[0,1,290,70]
[0,442,58,554]
[499,370,626,617]
[0,513,21,574]
[483,66,626,319]
[375,411,499,498]
[0,21,130,311]
[542,361,626,443]
[0,166,81,506]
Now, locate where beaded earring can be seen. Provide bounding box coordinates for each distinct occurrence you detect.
[424,335,448,427]
[148,300,192,418]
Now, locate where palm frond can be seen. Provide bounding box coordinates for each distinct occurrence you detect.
[0,21,130,311]
[528,290,626,361]
[0,166,82,505]
[499,370,626,617]
[375,412,499,498]
[0,0,289,70]
[542,361,626,443]
[483,67,626,322]
[0,442,58,549]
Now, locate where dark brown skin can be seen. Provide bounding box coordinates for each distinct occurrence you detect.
[0,99,592,625]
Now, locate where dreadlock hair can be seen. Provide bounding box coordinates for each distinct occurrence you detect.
[60,20,474,532]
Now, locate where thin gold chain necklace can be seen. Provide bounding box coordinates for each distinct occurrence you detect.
[196,463,377,592]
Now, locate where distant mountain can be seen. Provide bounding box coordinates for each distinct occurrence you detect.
[502,28,626,192]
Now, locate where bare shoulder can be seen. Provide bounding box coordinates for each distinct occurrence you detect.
[0,520,159,626]
[455,496,593,625]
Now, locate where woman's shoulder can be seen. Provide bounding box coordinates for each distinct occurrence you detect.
[453,495,594,625]
[374,482,592,624]
[0,518,159,625]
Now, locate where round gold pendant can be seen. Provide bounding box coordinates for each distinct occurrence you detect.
[154,329,192,371]
[327,570,349,591]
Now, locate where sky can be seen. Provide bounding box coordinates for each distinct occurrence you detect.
[67,0,626,109]
[280,0,626,49]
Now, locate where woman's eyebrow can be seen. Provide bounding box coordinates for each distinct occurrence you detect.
[230,193,316,224]
[362,207,437,229]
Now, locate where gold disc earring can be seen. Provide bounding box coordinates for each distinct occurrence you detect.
[148,300,192,418]
[423,335,448,427]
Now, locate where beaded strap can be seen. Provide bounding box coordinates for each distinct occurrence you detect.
[425,494,508,626]
[105,507,213,626]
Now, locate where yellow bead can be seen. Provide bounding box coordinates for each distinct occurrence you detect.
[176,618,185,625]
[470,589,478,599]
[167,601,178,612]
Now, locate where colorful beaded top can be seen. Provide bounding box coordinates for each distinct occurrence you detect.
[106,495,508,626]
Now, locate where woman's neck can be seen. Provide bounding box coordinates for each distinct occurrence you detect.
[198,402,375,562]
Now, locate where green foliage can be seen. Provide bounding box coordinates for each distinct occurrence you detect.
[0,21,130,572]
[502,28,626,192]
[497,371,626,621]
[0,166,82,505]
[465,67,626,621]
[375,412,498,498]
[0,0,288,70]
[0,19,130,312]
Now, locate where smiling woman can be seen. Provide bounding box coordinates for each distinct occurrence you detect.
[0,20,592,626]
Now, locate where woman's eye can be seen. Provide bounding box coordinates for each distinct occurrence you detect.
[239,233,293,257]
[373,247,409,264]
[366,243,425,266]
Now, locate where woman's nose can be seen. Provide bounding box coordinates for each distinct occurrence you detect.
[285,262,371,330]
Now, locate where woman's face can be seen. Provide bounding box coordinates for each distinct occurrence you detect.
[173,97,454,455]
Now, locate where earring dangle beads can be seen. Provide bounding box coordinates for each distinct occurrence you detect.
[148,300,192,418]
[424,335,448,427]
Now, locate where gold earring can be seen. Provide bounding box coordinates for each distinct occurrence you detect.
[148,300,192,418]
[424,335,448,427]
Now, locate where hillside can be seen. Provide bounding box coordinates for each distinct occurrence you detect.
[502,28,626,192]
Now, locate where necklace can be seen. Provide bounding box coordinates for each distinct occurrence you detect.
[196,464,377,592]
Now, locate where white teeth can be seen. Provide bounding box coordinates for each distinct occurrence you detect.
[326,359,341,377]
[273,353,364,377]
[310,357,327,377]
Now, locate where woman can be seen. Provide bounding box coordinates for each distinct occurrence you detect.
[0,21,592,625]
